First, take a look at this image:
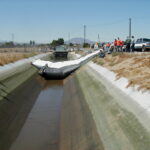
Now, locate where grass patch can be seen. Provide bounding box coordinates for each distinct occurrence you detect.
[0,52,38,66]
[93,57,105,66]
[97,60,104,65]
[112,52,124,57]
[109,61,116,66]
[92,53,150,91]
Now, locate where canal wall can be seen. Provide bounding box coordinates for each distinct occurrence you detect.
[0,53,51,101]
[74,65,150,150]
[88,62,150,117]
[0,75,43,150]
[60,76,105,150]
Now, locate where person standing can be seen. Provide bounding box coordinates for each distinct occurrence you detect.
[130,36,135,52]
[119,40,124,52]
[114,39,117,52]
[125,38,131,52]
[117,37,122,52]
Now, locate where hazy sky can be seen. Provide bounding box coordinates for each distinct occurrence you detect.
[0,0,150,43]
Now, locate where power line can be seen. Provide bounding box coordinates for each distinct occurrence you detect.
[87,19,128,28]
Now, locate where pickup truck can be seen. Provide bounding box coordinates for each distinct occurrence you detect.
[134,38,150,52]
[53,45,68,58]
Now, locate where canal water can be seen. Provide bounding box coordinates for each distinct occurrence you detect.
[0,75,64,150]
[0,56,101,150]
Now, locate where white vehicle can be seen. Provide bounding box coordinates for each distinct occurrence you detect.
[134,38,150,52]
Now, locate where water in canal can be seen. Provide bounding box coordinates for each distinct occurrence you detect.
[0,75,64,150]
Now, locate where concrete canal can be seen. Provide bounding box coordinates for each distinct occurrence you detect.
[0,62,150,150]
[0,68,102,150]
[0,74,61,150]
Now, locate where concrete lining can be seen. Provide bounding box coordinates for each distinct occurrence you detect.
[75,65,150,150]
[0,53,51,101]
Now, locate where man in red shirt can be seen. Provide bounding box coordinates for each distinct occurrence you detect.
[116,38,123,52]
[114,39,117,51]
[116,38,120,51]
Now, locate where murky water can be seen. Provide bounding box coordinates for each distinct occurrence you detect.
[10,78,63,150]
[0,75,64,150]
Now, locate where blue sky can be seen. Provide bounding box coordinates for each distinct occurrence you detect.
[0,0,150,43]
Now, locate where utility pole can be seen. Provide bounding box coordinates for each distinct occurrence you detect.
[84,25,86,46]
[129,18,131,39]
[68,32,70,45]
[12,33,14,42]
[98,34,100,43]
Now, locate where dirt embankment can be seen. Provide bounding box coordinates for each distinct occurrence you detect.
[93,53,150,91]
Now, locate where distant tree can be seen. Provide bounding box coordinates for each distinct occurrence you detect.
[51,38,64,47]
[30,40,32,46]
[3,41,14,47]
[51,40,58,47]
[32,41,35,46]
[30,40,35,46]
[57,38,64,45]
[69,43,74,46]
[83,43,90,48]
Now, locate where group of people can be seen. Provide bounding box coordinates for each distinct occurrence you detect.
[102,36,135,52]
[102,37,124,52]
[114,38,124,52]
